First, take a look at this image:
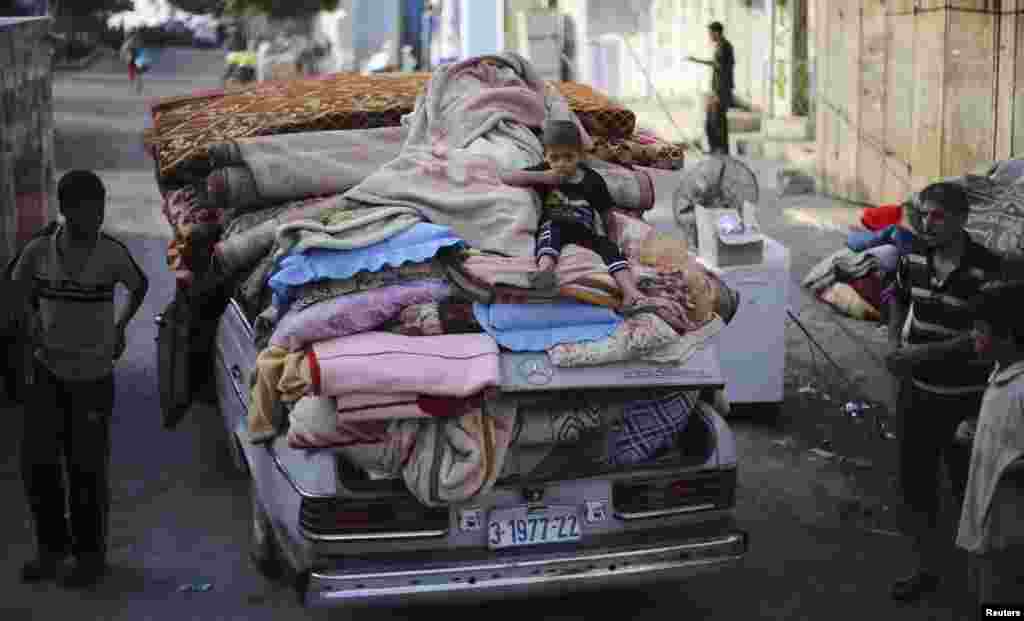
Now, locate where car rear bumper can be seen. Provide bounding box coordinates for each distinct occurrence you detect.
[306,530,748,608]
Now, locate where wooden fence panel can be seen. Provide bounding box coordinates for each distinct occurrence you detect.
[858,0,887,203]
[834,3,860,199]
[944,11,997,176]
[882,14,915,203]
[910,10,946,190]
[996,0,1018,160]
[1014,7,1024,157]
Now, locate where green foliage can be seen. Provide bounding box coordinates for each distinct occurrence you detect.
[223,0,339,17]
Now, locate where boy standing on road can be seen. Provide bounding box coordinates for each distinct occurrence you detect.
[885,181,1003,601]
[957,281,1024,601]
[11,171,148,589]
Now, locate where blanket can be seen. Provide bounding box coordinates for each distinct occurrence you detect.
[273,205,423,258]
[439,246,617,306]
[268,223,464,311]
[287,259,448,315]
[802,249,881,296]
[309,332,500,398]
[336,392,485,421]
[268,279,451,351]
[288,396,396,449]
[146,72,430,179]
[443,226,732,333]
[389,301,483,336]
[605,390,698,466]
[287,393,489,452]
[145,71,638,181]
[249,345,315,443]
[589,134,687,171]
[209,126,409,210]
[473,301,623,351]
[512,393,626,447]
[340,53,591,257]
[335,396,517,506]
[213,128,654,214]
[214,197,338,275]
[548,313,725,368]
[499,159,655,213]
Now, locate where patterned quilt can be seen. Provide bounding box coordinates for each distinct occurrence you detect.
[145,72,646,179]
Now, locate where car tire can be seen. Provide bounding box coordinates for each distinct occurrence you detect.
[249,481,285,582]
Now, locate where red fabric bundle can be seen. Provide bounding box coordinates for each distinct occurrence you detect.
[861,204,903,231]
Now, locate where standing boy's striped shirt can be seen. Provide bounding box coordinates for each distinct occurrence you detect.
[14,226,147,381]
[895,237,1002,394]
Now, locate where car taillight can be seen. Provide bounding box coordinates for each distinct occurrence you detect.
[300,496,449,536]
[334,510,373,526]
[613,469,737,518]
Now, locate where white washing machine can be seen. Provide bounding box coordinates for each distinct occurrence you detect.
[701,237,790,405]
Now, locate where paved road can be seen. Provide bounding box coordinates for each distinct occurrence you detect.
[0,47,976,620]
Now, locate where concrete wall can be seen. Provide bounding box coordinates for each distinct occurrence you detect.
[0,17,56,269]
[815,0,1022,205]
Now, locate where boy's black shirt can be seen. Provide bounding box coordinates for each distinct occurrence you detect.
[524,162,615,234]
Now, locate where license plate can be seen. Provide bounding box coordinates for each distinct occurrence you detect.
[487,505,581,549]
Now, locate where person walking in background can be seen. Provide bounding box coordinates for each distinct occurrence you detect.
[884,182,1003,602]
[10,171,148,589]
[687,21,735,155]
[120,31,144,94]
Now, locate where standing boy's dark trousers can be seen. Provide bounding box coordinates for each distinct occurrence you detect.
[21,360,114,567]
[705,90,733,155]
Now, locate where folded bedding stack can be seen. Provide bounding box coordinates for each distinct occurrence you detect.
[148,54,730,508]
[802,205,915,323]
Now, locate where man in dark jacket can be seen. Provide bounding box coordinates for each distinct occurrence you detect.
[687,21,735,155]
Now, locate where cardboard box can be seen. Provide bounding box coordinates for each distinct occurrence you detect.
[696,201,764,267]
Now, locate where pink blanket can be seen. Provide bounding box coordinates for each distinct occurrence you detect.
[336,392,485,421]
[309,332,500,398]
[268,280,451,351]
[341,53,593,258]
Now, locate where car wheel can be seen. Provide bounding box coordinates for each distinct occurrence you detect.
[249,481,285,582]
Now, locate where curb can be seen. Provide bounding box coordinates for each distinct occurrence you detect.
[53,46,107,71]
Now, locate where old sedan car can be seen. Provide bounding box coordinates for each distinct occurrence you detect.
[212,296,748,608]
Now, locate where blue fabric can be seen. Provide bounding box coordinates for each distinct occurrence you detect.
[605,391,697,467]
[847,225,914,253]
[473,301,622,352]
[864,244,901,274]
[135,48,155,69]
[268,223,464,310]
